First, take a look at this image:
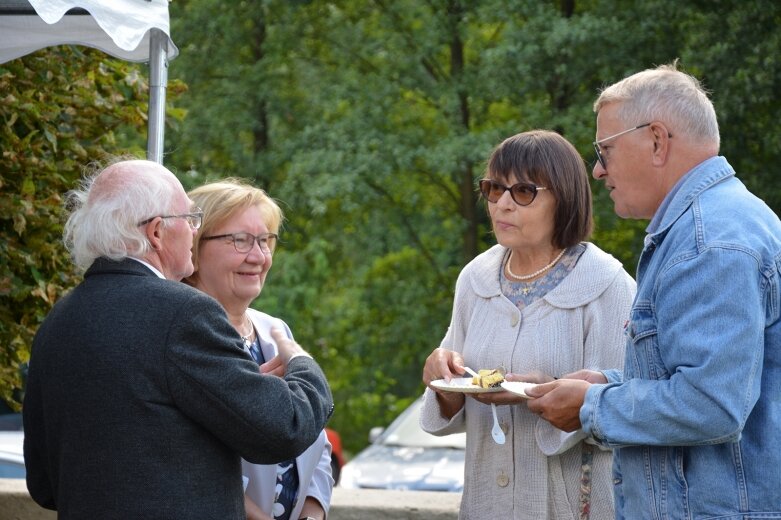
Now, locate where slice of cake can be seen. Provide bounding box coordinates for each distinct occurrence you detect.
[471,369,505,388]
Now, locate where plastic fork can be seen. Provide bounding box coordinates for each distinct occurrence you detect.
[463,366,506,445]
[490,403,506,445]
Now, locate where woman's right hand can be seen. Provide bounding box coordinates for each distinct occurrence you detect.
[422,348,467,385]
[422,348,468,418]
[244,494,273,520]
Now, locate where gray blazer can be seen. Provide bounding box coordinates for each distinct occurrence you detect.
[23,258,333,519]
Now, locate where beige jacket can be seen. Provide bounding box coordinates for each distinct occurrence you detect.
[420,243,635,520]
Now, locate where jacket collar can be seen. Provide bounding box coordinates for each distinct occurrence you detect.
[650,156,734,240]
[85,256,159,278]
[469,243,625,309]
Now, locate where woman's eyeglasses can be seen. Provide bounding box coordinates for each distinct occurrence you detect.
[201,232,278,254]
[478,179,547,206]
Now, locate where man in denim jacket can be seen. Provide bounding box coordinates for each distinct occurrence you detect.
[527,63,781,519]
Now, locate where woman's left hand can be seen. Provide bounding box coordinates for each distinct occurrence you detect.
[259,355,285,377]
[506,370,556,385]
[471,390,526,405]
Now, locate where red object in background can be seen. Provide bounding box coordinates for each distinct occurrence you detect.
[325,427,344,484]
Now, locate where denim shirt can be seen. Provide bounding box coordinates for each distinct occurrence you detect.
[581,156,781,519]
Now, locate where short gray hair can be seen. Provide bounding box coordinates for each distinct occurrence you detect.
[594,63,720,149]
[63,160,180,270]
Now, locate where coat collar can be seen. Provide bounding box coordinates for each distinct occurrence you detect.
[85,256,159,278]
[651,156,734,239]
[468,243,626,309]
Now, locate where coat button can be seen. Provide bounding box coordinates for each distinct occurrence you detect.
[510,314,519,327]
[497,472,509,487]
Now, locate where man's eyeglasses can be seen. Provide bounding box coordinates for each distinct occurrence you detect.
[478,179,548,207]
[201,232,279,254]
[137,208,204,229]
[592,123,651,169]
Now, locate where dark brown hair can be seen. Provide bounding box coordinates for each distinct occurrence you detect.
[485,130,593,249]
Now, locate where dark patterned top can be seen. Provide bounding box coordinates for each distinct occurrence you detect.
[248,335,300,520]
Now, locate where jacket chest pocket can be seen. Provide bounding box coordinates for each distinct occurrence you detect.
[626,307,670,380]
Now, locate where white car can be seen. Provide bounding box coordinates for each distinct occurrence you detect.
[339,397,465,492]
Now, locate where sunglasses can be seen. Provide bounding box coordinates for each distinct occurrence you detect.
[478,179,548,206]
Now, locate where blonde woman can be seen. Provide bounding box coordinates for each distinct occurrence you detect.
[185,178,332,520]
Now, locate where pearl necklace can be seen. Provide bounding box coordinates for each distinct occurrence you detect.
[239,314,255,349]
[505,248,566,281]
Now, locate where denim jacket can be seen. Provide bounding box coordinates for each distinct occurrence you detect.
[581,157,781,519]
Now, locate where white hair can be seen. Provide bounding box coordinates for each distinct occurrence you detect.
[594,63,720,149]
[63,160,180,270]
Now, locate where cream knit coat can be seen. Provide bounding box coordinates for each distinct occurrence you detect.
[420,243,636,520]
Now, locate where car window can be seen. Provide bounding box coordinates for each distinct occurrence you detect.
[378,399,466,449]
[0,460,25,478]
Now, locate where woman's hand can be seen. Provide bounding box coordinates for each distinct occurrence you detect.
[244,494,273,520]
[471,390,527,406]
[298,496,326,520]
[422,348,467,385]
[422,348,466,418]
[506,370,556,385]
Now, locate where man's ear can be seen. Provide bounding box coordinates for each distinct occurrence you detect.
[650,122,672,166]
[142,217,164,251]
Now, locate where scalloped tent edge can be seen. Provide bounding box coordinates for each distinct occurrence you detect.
[0,0,179,164]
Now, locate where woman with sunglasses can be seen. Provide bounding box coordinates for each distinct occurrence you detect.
[184,178,332,520]
[420,130,635,520]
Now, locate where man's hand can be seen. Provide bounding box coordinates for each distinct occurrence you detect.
[271,327,311,367]
[259,355,285,377]
[526,379,591,432]
[561,369,607,384]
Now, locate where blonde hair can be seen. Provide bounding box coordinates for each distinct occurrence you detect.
[187,177,283,270]
[594,62,720,149]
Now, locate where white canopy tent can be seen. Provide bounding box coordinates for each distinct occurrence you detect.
[0,0,179,163]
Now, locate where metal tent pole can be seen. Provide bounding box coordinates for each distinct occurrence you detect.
[146,28,168,164]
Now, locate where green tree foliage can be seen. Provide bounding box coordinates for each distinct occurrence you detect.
[4,1,779,453]
[167,0,781,452]
[0,46,156,409]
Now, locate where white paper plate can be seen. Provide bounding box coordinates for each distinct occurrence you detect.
[500,381,537,399]
[430,377,504,394]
